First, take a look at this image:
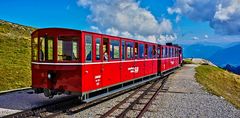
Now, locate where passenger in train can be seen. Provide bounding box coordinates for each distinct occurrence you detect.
[104,51,108,61]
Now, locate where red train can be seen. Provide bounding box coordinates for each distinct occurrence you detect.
[31,28,182,99]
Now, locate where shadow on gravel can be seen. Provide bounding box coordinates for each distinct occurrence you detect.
[0,89,71,110]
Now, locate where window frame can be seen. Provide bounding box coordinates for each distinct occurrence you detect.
[121,39,126,61]
[93,35,102,62]
[138,43,145,59]
[31,35,39,62]
[148,44,153,59]
[57,35,80,62]
[84,34,93,63]
[109,39,120,61]
[126,41,134,60]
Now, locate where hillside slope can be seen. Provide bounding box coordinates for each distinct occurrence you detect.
[195,65,240,108]
[0,20,35,91]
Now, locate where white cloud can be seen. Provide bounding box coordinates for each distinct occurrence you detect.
[192,36,199,40]
[90,26,101,33]
[169,0,240,35]
[204,35,209,39]
[77,0,175,43]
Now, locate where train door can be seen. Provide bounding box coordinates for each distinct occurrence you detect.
[82,33,94,92]
[122,40,134,82]
[137,43,145,78]
[157,45,161,74]
[101,37,121,87]
[92,34,102,89]
[152,45,158,74]
[134,42,144,78]
[109,38,121,85]
[120,40,126,82]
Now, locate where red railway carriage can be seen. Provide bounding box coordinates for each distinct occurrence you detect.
[31,28,182,99]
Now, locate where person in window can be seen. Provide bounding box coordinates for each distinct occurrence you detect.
[39,49,44,61]
[103,51,108,61]
[86,51,92,61]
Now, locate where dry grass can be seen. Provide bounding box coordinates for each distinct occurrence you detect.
[195,65,240,109]
[0,20,35,91]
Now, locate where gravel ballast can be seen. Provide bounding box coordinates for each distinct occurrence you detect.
[144,64,240,118]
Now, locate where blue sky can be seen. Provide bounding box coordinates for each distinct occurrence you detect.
[0,0,240,46]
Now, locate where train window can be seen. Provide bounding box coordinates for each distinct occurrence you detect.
[122,40,125,60]
[165,47,168,58]
[148,45,153,58]
[58,36,79,61]
[139,44,144,59]
[176,49,179,56]
[110,40,120,60]
[162,47,164,58]
[47,39,53,60]
[145,44,148,58]
[153,45,156,58]
[175,48,177,57]
[157,47,160,58]
[32,37,38,61]
[134,43,138,59]
[96,38,101,60]
[173,48,175,57]
[169,48,171,57]
[103,38,109,61]
[85,35,92,62]
[39,37,45,61]
[127,42,134,59]
[39,36,54,61]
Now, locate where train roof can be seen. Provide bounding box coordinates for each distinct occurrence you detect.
[32,28,181,48]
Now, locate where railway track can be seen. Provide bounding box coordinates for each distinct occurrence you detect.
[3,75,169,118]
[99,76,168,118]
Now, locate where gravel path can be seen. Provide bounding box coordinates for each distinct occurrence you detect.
[0,89,71,117]
[144,64,240,118]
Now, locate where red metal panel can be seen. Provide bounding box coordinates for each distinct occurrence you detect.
[134,60,145,78]
[145,59,153,75]
[102,63,121,87]
[153,59,158,73]
[32,64,82,92]
[121,61,134,82]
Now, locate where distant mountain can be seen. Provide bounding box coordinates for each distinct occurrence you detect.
[0,20,35,91]
[209,44,240,67]
[223,64,240,75]
[182,44,223,59]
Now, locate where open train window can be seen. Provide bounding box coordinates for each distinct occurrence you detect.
[134,43,138,59]
[32,37,38,61]
[153,45,156,58]
[122,40,125,60]
[110,40,120,60]
[39,36,54,61]
[103,38,109,61]
[139,44,144,59]
[127,42,134,59]
[58,36,79,61]
[145,44,148,58]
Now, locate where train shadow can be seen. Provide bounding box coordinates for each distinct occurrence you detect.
[0,89,72,111]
